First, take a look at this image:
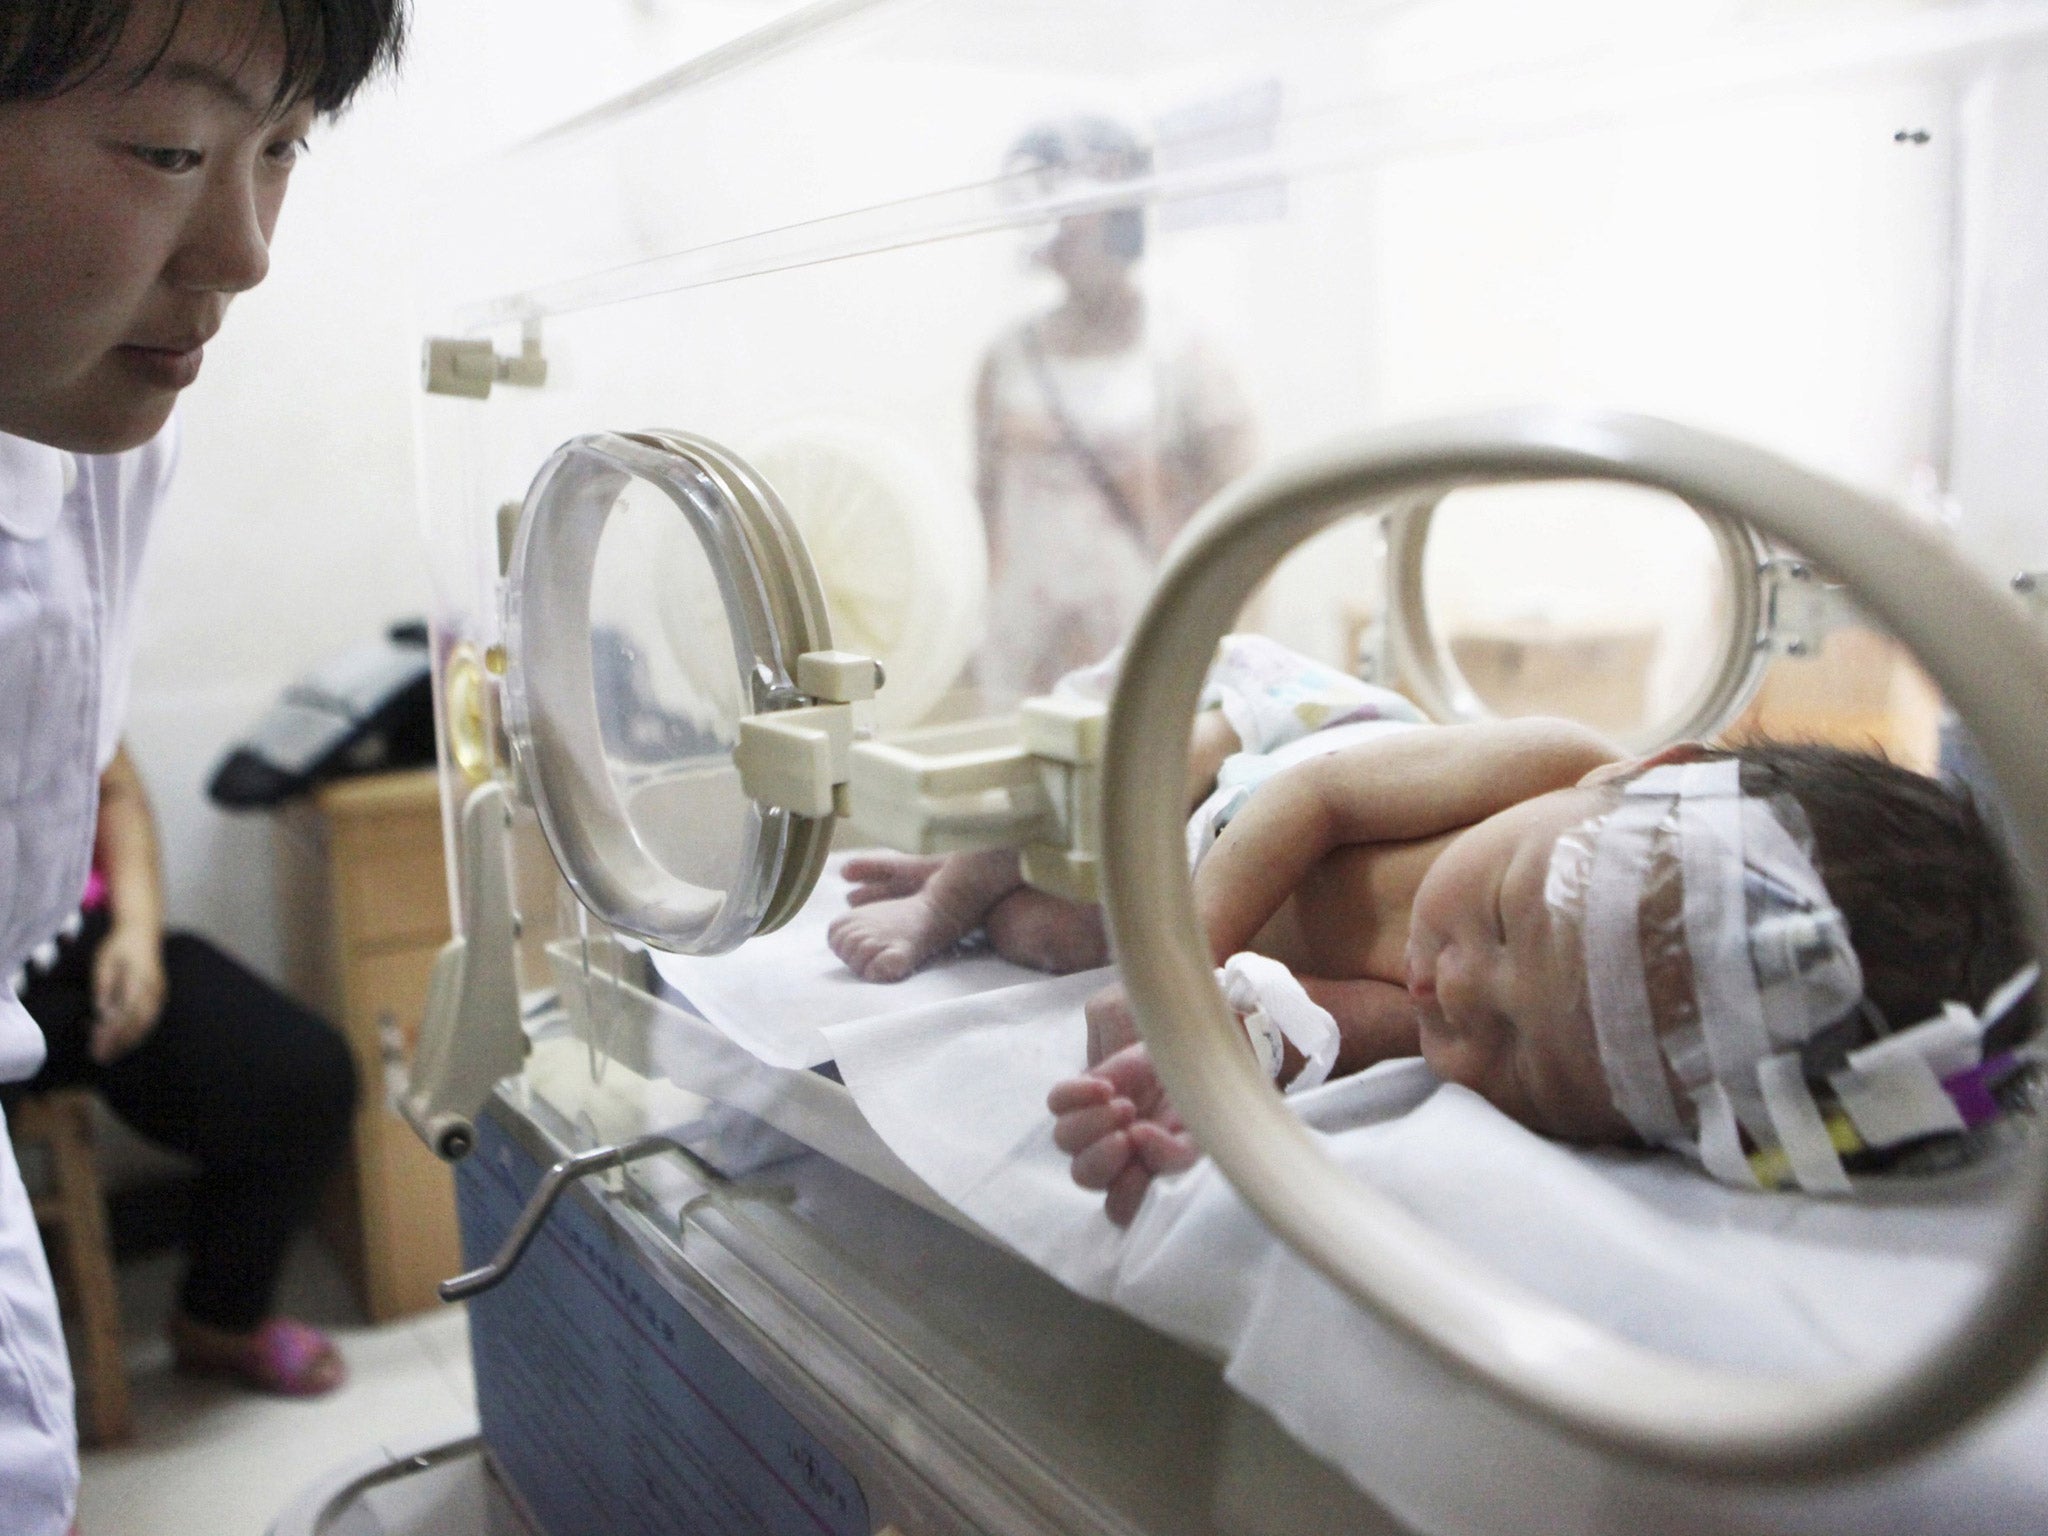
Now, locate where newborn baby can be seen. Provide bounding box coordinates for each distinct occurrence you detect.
[1056,705,1648,1221]
[833,638,2038,1223]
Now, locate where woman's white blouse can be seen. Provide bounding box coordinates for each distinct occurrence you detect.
[0,421,171,1082]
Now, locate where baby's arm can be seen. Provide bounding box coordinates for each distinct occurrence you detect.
[1196,717,1618,962]
[1060,974,1416,1226]
[1084,974,1414,1070]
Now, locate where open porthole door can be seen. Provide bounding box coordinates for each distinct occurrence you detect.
[1098,407,2048,1479]
[1378,478,1773,750]
[502,429,845,954]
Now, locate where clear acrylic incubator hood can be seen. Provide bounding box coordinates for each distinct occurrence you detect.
[400,2,2048,1531]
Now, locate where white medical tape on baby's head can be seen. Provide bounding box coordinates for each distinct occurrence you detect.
[1217,952,1340,1093]
[1675,762,1780,1148]
[1694,1080,1760,1189]
[1759,1051,1853,1195]
[1552,758,1867,1192]
[1575,794,1688,1143]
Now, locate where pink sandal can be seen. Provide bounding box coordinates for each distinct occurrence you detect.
[173,1316,347,1397]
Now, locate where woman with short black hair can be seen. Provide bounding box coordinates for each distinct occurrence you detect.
[0,2,405,1528]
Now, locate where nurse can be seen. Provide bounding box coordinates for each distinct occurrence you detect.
[0,1,405,1530]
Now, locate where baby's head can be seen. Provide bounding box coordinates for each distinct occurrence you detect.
[1407,740,2039,1190]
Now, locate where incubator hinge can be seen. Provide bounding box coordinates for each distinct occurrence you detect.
[732,650,881,818]
[1758,555,1853,658]
[401,781,528,1161]
[421,321,549,400]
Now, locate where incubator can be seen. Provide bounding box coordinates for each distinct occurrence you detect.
[294,2,2048,1532]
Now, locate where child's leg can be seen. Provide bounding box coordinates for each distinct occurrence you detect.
[828,848,1028,981]
[964,708,1230,978]
[984,886,1109,973]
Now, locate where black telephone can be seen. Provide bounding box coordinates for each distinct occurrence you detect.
[207,622,436,808]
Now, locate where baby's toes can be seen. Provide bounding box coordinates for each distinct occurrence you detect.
[842,854,937,895]
[826,912,864,962]
[863,943,915,983]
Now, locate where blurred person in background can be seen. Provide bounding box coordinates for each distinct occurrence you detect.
[974,115,1256,700]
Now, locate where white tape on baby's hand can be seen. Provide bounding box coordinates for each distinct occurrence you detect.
[1239,1002,1286,1080]
[1217,952,1340,1093]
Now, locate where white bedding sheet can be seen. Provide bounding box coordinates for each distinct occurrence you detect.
[648,852,1034,1068]
[819,971,2048,1536]
[651,868,2048,1534]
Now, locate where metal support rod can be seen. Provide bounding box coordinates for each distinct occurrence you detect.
[439,1134,716,1302]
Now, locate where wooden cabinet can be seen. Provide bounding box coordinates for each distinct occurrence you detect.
[1730,625,1943,772]
[276,769,463,1321]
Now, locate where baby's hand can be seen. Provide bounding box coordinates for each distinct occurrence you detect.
[1047,1043,1199,1226]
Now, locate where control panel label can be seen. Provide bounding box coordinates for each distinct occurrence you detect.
[459,1117,870,1536]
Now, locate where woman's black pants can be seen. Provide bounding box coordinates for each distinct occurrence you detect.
[9,910,357,1332]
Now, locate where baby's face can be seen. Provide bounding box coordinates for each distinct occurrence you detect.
[1406,785,1634,1143]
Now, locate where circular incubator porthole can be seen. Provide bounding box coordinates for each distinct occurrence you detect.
[501,429,836,955]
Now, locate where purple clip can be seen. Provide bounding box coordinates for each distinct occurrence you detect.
[1943,1052,2021,1130]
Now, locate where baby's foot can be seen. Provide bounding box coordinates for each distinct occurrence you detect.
[985,887,1110,974]
[841,852,943,907]
[829,892,972,982]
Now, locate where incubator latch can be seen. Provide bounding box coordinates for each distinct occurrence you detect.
[422,324,549,400]
[732,647,1106,896]
[1017,694,1105,903]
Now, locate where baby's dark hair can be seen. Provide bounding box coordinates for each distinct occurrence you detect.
[1,0,406,112]
[1720,741,2038,1051]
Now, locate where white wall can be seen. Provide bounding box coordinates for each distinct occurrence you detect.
[127,0,792,976]
[1951,54,2048,587]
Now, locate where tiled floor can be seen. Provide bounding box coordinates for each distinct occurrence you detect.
[75,1238,477,1536]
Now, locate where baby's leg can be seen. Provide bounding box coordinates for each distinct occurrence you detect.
[985,887,1109,974]
[828,848,1026,982]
